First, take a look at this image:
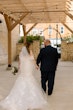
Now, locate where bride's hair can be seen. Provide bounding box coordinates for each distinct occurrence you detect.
[24,42,31,53]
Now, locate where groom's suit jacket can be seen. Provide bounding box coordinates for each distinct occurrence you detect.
[36,45,59,71]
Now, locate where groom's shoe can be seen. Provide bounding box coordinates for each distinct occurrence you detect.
[48,91,52,95]
[48,92,52,95]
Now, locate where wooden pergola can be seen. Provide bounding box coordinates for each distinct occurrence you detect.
[0,0,73,67]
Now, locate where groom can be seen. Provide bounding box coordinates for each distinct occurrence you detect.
[36,39,59,95]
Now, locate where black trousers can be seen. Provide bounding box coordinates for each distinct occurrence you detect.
[41,70,55,94]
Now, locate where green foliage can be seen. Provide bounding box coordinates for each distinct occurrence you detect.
[18,35,42,44]
[63,34,73,40]
[63,34,73,43]
[63,36,70,41]
[26,35,40,43]
[40,37,44,45]
[26,35,33,43]
[18,36,24,43]
[71,34,73,38]
[54,44,61,47]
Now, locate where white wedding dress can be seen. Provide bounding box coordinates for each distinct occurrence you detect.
[0,46,50,110]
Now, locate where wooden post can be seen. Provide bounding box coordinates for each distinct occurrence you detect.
[3,13,28,68]
[4,14,12,68]
[8,30,12,67]
[23,25,26,44]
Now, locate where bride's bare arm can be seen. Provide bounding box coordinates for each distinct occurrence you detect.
[30,50,39,69]
[30,50,36,62]
[30,50,34,59]
[18,57,20,70]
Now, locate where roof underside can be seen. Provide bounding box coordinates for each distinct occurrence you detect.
[0,0,72,24]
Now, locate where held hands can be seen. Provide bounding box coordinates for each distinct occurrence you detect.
[36,65,39,70]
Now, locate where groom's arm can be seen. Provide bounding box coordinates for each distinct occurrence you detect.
[54,48,59,70]
[36,49,42,66]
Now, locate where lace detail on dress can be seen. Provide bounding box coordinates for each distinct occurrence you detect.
[0,47,50,110]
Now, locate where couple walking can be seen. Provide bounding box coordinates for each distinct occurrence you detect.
[0,39,58,110]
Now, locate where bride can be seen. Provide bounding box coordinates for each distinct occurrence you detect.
[0,42,50,110]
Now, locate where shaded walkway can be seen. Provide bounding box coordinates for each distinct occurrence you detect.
[0,60,73,110]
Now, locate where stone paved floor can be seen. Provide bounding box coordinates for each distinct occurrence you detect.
[0,60,73,110]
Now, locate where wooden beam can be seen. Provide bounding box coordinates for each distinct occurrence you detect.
[23,25,26,36]
[25,23,37,36]
[10,13,28,30]
[65,11,73,20]
[22,25,26,43]
[61,21,73,33]
[4,14,11,30]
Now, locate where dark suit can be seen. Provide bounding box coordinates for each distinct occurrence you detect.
[36,45,58,95]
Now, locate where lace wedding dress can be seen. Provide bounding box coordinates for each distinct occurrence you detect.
[0,46,50,110]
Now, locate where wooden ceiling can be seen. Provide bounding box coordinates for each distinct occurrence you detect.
[0,0,72,24]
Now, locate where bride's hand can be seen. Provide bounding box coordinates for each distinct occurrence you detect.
[36,65,39,70]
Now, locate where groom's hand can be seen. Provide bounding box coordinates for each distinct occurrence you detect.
[36,65,39,70]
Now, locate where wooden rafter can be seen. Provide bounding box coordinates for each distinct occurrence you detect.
[0,0,69,23]
[23,25,26,36]
[65,11,73,20]
[4,13,29,31]
[42,0,50,20]
[25,23,37,36]
[61,21,73,33]
[22,25,26,43]
[4,14,11,30]
[10,13,29,30]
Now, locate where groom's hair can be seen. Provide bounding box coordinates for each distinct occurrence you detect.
[45,39,51,43]
[44,39,51,46]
